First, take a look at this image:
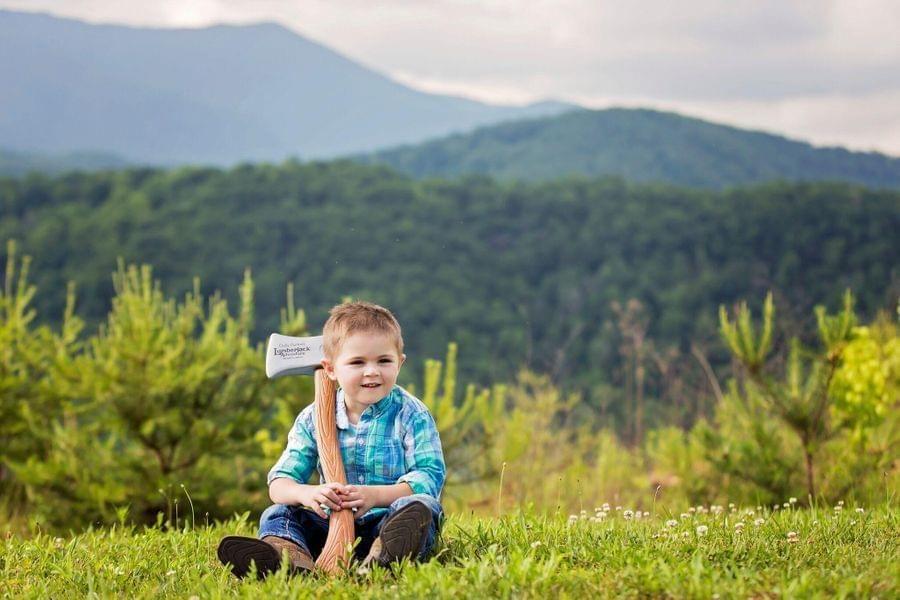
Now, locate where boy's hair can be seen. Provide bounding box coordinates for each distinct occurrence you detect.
[322,301,404,360]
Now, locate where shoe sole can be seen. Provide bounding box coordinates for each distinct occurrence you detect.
[217,536,282,579]
[376,501,432,566]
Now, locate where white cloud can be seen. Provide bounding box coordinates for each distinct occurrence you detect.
[2,0,899,154]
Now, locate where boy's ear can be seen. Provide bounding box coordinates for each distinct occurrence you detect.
[320,359,338,381]
[399,353,406,368]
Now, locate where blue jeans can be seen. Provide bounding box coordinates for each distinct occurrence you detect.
[258,493,444,561]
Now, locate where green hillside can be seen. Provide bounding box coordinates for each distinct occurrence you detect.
[360,108,900,189]
[2,161,898,426]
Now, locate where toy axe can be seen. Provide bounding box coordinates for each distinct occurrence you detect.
[266,333,354,574]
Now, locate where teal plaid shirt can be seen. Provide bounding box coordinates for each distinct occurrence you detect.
[267,385,446,517]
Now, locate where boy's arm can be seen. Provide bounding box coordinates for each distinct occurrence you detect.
[396,410,446,498]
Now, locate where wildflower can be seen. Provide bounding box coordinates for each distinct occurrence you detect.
[838,500,844,506]
[595,512,607,520]
[531,541,542,549]
[688,507,696,514]
[782,502,790,508]
[711,505,723,515]
[746,510,755,517]
[643,511,650,518]
[166,569,176,577]
[615,506,622,511]
[666,519,678,528]
[756,505,762,511]
[786,531,799,543]
[623,509,634,520]
[696,525,708,536]
[634,511,642,520]
[728,502,735,509]
[682,531,690,538]
[602,503,610,511]
[834,505,843,512]
[773,504,779,510]
[789,497,797,504]
[680,513,690,520]
[754,518,765,526]
[734,522,745,530]
[855,507,864,514]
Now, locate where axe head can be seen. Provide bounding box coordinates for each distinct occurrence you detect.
[265,333,325,378]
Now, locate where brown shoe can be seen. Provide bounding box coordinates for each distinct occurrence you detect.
[217,535,314,579]
[362,500,432,568]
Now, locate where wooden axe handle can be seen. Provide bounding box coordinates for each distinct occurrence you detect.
[313,369,355,574]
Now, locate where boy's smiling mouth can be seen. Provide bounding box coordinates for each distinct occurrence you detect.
[361,383,380,388]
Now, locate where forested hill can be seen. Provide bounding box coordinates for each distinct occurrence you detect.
[2,162,898,420]
[360,108,900,189]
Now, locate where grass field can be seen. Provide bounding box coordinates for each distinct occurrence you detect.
[2,503,898,598]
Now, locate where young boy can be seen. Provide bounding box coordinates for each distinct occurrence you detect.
[218,301,446,578]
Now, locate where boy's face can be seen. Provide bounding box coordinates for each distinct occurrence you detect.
[321,331,405,409]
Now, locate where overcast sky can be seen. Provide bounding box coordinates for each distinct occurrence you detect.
[3,0,899,154]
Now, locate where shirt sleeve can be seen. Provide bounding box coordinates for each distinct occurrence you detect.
[267,408,318,485]
[397,410,446,498]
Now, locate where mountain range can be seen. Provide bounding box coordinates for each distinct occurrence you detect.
[0,9,570,165]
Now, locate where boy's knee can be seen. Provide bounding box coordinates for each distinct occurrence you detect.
[259,503,293,526]
[391,494,443,519]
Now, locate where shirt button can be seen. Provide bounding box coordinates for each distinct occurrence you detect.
[358,475,364,483]
[358,439,364,445]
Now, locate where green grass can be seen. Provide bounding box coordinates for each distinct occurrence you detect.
[2,504,898,598]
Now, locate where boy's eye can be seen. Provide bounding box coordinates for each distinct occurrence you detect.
[379,358,393,364]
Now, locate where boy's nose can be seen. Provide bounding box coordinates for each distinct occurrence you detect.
[363,365,378,376]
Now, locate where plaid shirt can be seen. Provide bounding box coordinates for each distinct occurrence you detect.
[267,385,446,517]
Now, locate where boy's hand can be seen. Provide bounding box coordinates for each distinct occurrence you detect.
[337,485,376,517]
[302,482,345,518]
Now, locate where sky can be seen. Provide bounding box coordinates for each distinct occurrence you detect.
[3,0,899,154]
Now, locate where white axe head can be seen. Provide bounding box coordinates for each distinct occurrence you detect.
[265,333,325,378]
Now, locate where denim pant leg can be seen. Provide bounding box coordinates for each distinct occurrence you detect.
[378,494,444,560]
[258,504,329,558]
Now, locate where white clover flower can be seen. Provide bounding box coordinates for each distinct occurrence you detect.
[623,509,634,520]
[682,531,690,538]
[745,509,755,517]
[680,513,691,520]
[666,519,678,528]
[711,505,723,515]
[834,505,843,512]
[602,503,610,511]
[773,504,779,510]
[789,497,797,504]
[643,511,650,518]
[754,518,765,526]
[728,502,735,509]
[787,531,799,543]
[696,525,708,536]
[568,514,578,522]
[688,507,696,513]
[166,570,176,577]
[838,500,844,506]
[734,522,745,530]
[615,505,622,511]
[756,505,762,511]
[783,502,790,508]
[531,541,542,548]
[634,511,643,520]
[855,507,864,514]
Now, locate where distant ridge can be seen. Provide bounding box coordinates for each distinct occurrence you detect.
[0,9,573,165]
[0,148,131,177]
[360,108,900,189]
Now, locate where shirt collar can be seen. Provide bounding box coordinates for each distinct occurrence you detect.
[335,386,397,430]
